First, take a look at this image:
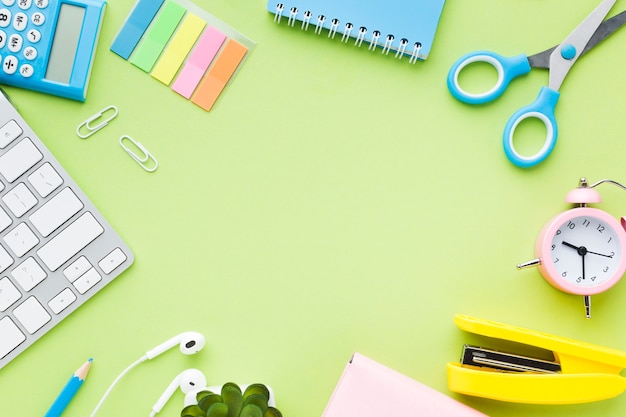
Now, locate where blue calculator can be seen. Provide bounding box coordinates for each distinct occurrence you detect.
[0,0,105,101]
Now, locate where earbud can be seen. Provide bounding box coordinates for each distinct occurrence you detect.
[144,331,206,360]
[150,369,207,416]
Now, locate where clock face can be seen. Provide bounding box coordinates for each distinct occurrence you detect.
[547,213,623,292]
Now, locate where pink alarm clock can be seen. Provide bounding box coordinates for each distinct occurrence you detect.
[518,178,626,318]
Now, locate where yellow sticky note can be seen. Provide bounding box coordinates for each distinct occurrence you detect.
[151,13,206,85]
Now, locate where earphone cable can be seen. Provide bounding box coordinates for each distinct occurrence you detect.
[89,355,148,417]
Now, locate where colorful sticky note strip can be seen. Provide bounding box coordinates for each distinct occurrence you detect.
[110,0,255,111]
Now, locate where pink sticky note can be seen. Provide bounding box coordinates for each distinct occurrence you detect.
[322,353,489,417]
[171,26,227,98]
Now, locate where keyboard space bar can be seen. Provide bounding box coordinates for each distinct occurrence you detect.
[37,212,104,271]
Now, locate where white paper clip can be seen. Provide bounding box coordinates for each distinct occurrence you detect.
[76,105,118,139]
[119,135,158,172]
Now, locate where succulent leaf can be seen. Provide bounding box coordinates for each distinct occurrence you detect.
[221,382,243,417]
[239,404,264,417]
[181,404,205,417]
[207,402,229,417]
[243,384,270,401]
[199,393,224,412]
[263,407,283,417]
[241,393,268,414]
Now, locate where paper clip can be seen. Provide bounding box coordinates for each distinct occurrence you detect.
[76,106,118,139]
[119,135,158,172]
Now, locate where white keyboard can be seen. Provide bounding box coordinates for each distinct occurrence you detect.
[0,91,134,370]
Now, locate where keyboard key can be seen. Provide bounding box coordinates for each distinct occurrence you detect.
[0,277,21,312]
[11,257,46,291]
[48,288,76,314]
[0,206,12,233]
[29,187,83,237]
[99,248,127,274]
[0,138,43,182]
[0,317,25,359]
[27,162,62,197]
[3,182,37,217]
[0,244,14,273]
[3,222,39,257]
[0,119,22,148]
[63,256,91,283]
[13,296,50,334]
[37,212,104,271]
[73,268,101,294]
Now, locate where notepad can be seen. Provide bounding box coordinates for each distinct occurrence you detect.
[322,353,489,417]
[267,0,446,63]
[111,0,255,111]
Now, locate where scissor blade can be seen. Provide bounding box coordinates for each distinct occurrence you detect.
[548,0,616,90]
[528,11,626,69]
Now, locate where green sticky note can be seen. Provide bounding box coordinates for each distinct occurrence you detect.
[130,1,186,72]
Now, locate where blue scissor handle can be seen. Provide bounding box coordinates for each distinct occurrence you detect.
[447,51,531,104]
[503,86,561,168]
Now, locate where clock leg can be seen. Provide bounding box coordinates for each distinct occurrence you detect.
[583,295,591,319]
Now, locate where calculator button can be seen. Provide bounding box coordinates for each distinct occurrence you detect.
[26,29,39,43]
[23,46,35,60]
[12,12,26,30]
[30,11,43,25]
[19,63,32,77]
[0,119,22,148]
[0,9,10,27]
[7,34,21,52]
[16,0,31,10]
[1,0,15,6]
[3,55,17,74]
[0,30,5,47]
[34,0,45,8]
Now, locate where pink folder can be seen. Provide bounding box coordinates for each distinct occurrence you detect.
[322,353,488,417]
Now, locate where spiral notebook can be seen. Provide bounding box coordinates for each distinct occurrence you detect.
[267,0,446,63]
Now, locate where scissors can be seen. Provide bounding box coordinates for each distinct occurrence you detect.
[447,0,626,168]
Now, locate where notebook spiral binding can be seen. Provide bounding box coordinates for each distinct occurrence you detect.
[272,3,423,64]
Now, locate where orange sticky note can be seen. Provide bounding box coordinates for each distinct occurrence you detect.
[191,39,247,111]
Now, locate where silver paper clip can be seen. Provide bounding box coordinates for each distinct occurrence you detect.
[76,105,118,138]
[119,135,158,172]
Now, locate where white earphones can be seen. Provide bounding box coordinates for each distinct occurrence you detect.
[144,331,206,360]
[89,332,206,417]
[149,368,208,417]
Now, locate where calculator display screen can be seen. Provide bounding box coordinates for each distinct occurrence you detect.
[45,3,86,84]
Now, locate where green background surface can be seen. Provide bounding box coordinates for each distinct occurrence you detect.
[1,0,626,416]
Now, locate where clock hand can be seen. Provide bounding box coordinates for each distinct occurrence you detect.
[561,241,588,256]
[586,249,614,258]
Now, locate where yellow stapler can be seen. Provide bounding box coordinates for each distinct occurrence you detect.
[447,314,626,404]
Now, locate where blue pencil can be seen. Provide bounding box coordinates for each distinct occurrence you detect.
[44,358,93,417]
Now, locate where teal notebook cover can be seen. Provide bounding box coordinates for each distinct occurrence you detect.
[267,0,446,61]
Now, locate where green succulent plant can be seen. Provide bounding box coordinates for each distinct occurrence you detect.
[180,382,283,417]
